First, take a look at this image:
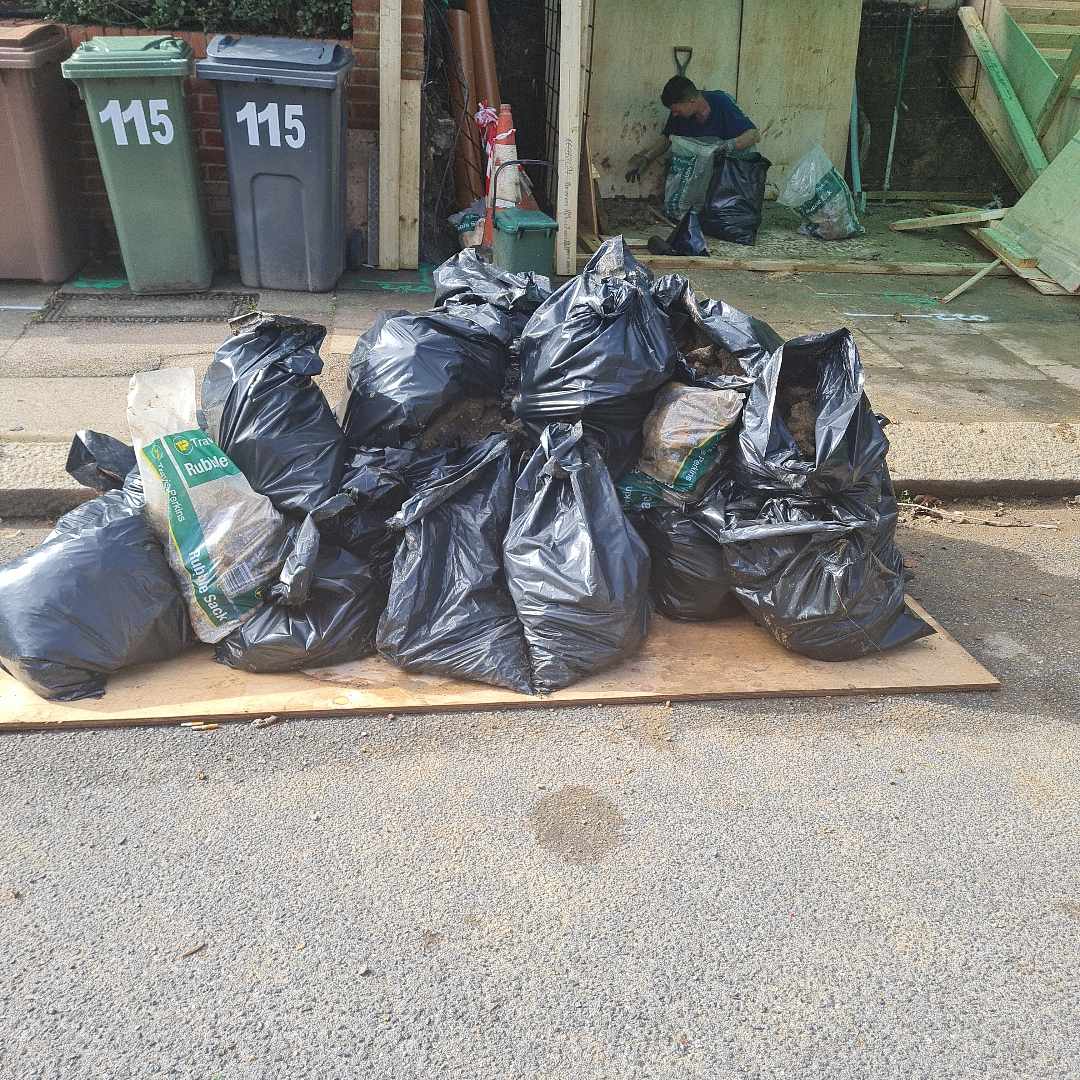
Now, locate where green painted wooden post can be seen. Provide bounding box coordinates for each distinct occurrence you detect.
[1034,36,1080,140]
[958,6,1049,177]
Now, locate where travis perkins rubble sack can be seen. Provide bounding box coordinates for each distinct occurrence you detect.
[129,367,291,644]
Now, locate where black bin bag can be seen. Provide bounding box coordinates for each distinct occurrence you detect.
[0,434,194,701]
[433,248,553,336]
[203,314,345,516]
[633,503,740,621]
[514,238,679,478]
[700,152,770,246]
[338,304,513,449]
[504,423,651,692]
[376,434,532,693]
[694,330,933,660]
[215,516,384,674]
[651,274,782,381]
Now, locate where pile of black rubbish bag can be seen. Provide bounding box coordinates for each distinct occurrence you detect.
[0,238,932,703]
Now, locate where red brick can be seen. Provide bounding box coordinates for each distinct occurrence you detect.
[201,180,231,197]
[351,31,378,51]
[402,0,422,16]
[353,48,378,68]
[355,67,378,87]
[207,196,231,214]
[198,146,227,166]
[402,14,423,34]
[352,12,377,34]
[353,0,379,14]
[201,129,224,148]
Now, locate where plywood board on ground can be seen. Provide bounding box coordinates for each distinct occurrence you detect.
[0,602,998,733]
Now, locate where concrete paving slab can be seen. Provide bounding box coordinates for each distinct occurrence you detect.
[0,282,56,308]
[0,377,132,440]
[255,290,335,317]
[0,311,31,359]
[0,441,92,516]
[332,293,432,328]
[48,293,253,322]
[0,323,225,378]
[861,332,1048,382]
[868,371,1080,423]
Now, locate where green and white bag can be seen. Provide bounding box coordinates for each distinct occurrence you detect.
[618,382,744,511]
[664,136,720,218]
[128,367,289,643]
[778,143,864,241]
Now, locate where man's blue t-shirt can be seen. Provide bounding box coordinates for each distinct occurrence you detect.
[662,90,754,139]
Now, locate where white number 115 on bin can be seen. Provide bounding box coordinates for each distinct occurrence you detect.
[235,102,306,148]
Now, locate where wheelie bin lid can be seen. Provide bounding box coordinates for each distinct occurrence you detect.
[0,22,71,69]
[61,34,193,79]
[197,34,355,90]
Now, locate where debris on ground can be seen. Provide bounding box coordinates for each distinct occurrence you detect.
[898,501,1060,529]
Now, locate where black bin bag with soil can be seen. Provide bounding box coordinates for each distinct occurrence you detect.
[632,501,740,622]
[693,329,933,660]
[202,314,345,516]
[215,516,385,674]
[651,274,781,382]
[376,434,532,693]
[504,423,651,692]
[338,304,514,450]
[0,433,194,701]
[433,248,553,336]
[699,152,770,246]
[514,238,679,478]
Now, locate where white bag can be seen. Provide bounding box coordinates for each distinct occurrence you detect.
[778,143,864,240]
[128,367,289,643]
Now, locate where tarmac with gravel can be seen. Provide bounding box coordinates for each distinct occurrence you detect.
[1,499,1079,1079]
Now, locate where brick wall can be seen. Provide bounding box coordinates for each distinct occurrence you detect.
[62,1,424,271]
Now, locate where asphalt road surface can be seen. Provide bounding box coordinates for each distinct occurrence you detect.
[1,500,1078,1079]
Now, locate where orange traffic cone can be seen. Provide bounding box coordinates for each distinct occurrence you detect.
[481,103,538,245]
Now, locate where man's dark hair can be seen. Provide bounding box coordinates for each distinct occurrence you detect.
[661,75,699,108]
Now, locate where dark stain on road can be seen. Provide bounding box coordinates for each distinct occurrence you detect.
[529,785,626,865]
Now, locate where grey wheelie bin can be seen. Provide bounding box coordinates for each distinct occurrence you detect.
[197,36,355,292]
[62,35,213,293]
[0,23,81,283]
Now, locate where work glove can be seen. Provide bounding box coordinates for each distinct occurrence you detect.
[624,152,648,182]
[715,138,739,156]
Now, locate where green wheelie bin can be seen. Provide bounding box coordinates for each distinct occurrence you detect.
[62,36,212,293]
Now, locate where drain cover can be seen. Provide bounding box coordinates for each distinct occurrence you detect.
[41,293,257,324]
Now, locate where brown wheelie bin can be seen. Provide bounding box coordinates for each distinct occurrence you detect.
[0,23,82,282]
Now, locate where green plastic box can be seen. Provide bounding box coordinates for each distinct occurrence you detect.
[63,36,213,294]
[492,208,557,278]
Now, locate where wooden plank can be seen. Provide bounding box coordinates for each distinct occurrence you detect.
[970,224,1040,266]
[865,190,996,201]
[957,6,1050,177]
[0,603,999,733]
[1002,2,1080,25]
[736,0,863,192]
[889,209,1008,231]
[1035,36,1080,137]
[578,230,600,253]
[555,0,584,276]
[962,225,1071,293]
[576,253,1014,276]
[378,0,402,270]
[939,258,1004,304]
[589,0,741,198]
[398,78,421,271]
[577,130,599,237]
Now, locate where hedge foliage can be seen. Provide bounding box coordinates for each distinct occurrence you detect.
[38,0,352,39]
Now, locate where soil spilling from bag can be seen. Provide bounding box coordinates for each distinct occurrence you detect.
[776,381,817,459]
[417,398,514,450]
